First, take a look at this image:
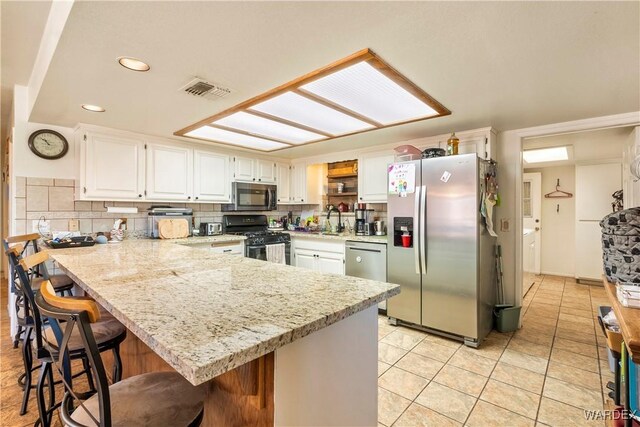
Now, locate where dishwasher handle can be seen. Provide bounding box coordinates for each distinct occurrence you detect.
[347,247,383,254]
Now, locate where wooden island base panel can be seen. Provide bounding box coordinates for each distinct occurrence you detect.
[103,327,275,427]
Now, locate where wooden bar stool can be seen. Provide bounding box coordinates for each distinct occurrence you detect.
[35,281,205,427]
[12,251,127,427]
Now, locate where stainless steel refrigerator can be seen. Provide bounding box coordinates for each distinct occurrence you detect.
[387,153,496,347]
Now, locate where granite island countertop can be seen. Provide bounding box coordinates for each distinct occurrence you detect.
[48,240,399,385]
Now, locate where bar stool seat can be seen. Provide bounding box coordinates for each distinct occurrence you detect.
[32,274,75,293]
[43,314,125,353]
[68,371,205,427]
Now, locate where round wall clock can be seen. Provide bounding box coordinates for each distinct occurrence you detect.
[28,129,69,160]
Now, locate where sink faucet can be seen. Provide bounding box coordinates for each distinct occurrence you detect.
[327,207,343,233]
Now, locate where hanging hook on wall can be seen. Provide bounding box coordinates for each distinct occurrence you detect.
[557,203,560,213]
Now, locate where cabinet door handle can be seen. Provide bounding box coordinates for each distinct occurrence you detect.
[258,178,262,182]
[138,194,142,198]
[195,196,199,200]
[187,196,191,200]
[359,197,363,200]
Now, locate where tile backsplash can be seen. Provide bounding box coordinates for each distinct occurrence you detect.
[13,176,386,238]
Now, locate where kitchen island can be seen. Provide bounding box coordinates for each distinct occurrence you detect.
[49,240,399,426]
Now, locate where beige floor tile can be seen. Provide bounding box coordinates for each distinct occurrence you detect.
[537,397,603,427]
[433,364,488,397]
[514,328,555,347]
[507,337,551,359]
[412,341,457,362]
[556,319,594,335]
[487,330,514,344]
[395,352,444,380]
[381,329,425,350]
[542,377,604,411]
[553,337,598,358]
[523,314,557,327]
[466,400,535,427]
[378,387,411,427]
[526,322,557,336]
[500,349,548,374]
[550,348,599,373]
[422,333,462,349]
[379,361,392,377]
[456,340,505,361]
[546,361,602,390]
[379,342,409,365]
[393,403,461,427]
[558,313,594,327]
[415,382,476,422]
[379,323,397,340]
[526,304,560,316]
[554,328,597,345]
[378,366,429,400]
[491,361,545,394]
[559,306,594,319]
[533,296,561,307]
[561,299,592,310]
[480,379,540,419]
[448,350,496,377]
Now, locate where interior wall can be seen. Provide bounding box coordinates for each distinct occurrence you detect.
[525,165,576,277]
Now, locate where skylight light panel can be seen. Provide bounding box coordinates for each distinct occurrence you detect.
[249,92,374,135]
[300,61,438,125]
[214,111,325,144]
[185,126,289,151]
[523,146,569,164]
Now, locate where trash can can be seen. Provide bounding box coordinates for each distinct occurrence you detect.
[493,304,522,333]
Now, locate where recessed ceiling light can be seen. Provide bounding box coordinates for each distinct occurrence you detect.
[523,146,569,163]
[117,56,150,72]
[176,48,449,152]
[81,104,105,112]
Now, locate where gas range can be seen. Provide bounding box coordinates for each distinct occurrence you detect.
[229,230,290,245]
[223,215,291,265]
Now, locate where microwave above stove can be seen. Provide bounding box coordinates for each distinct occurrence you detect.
[222,182,277,212]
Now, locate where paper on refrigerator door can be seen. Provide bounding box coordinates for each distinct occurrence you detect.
[388,163,416,195]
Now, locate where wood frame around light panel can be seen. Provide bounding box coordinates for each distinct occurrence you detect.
[175,48,451,152]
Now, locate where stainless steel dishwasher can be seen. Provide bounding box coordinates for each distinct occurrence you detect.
[345,241,388,311]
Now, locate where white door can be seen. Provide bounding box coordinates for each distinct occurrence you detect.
[146,142,193,201]
[358,153,394,203]
[576,163,622,280]
[84,133,145,200]
[276,163,291,203]
[255,159,276,183]
[523,173,541,275]
[294,248,317,270]
[193,150,230,202]
[316,252,345,275]
[234,156,255,182]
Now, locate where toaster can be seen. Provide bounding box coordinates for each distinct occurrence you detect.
[199,222,223,236]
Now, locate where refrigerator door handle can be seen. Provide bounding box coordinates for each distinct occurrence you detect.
[420,185,427,275]
[414,186,421,275]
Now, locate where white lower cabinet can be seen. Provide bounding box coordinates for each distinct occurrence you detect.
[292,238,345,275]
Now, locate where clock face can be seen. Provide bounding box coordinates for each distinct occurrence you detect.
[28,130,68,159]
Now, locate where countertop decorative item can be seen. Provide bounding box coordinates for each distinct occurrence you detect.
[28,129,69,160]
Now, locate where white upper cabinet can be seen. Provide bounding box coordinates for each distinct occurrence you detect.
[255,159,276,183]
[146,142,193,201]
[233,156,256,182]
[276,163,291,203]
[80,131,145,200]
[194,150,231,202]
[290,163,322,204]
[358,153,394,203]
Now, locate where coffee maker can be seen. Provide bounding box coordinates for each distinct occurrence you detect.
[355,205,374,236]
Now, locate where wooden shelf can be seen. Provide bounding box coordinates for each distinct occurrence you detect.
[327,173,358,179]
[603,277,640,364]
[327,192,357,197]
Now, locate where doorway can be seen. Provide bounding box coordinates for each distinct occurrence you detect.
[520,126,634,290]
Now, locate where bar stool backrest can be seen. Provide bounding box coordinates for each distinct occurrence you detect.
[36,282,111,427]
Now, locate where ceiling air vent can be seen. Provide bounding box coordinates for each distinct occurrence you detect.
[180,77,232,100]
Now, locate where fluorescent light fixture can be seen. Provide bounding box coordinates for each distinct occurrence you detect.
[185,126,289,151]
[81,104,105,112]
[118,56,150,72]
[249,92,374,135]
[213,111,325,144]
[175,49,449,152]
[300,61,438,125]
[523,146,569,164]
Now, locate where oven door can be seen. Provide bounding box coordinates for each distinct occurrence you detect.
[228,183,277,211]
[246,243,291,265]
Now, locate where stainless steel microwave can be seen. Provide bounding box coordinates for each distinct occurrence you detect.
[222,182,277,211]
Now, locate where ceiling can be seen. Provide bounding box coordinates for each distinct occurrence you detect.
[0,0,52,139]
[15,1,640,158]
[523,126,632,168]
